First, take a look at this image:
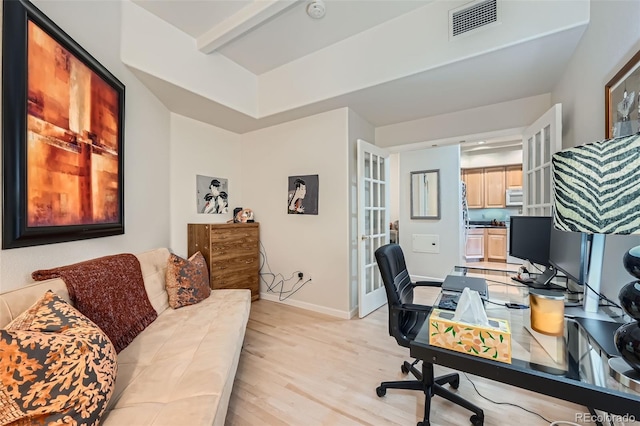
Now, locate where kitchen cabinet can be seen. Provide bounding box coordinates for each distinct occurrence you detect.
[465,227,507,262]
[484,167,506,208]
[462,169,484,209]
[485,228,507,262]
[462,167,511,208]
[506,165,523,189]
[465,228,485,260]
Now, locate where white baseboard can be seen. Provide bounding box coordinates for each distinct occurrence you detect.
[260,292,354,319]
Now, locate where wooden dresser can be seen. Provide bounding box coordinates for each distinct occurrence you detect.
[187,223,260,301]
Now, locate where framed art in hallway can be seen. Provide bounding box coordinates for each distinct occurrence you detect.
[2,0,125,249]
[606,49,640,138]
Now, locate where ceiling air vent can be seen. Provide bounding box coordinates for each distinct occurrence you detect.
[451,0,498,37]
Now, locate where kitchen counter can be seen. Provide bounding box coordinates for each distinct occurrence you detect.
[467,221,507,229]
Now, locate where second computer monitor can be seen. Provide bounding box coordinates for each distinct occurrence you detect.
[549,226,589,285]
[509,216,552,267]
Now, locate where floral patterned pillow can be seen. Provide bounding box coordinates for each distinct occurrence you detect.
[0,290,117,426]
[166,252,211,309]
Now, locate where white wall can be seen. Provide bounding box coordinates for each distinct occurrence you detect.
[169,114,242,257]
[259,2,587,117]
[0,0,171,292]
[552,0,640,148]
[376,94,551,148]
[551,0,640,305]
[348,110,375,313]
[399,145,462,280]
[241,109,352,317]
[461,146,523,169]
[120,0,257,116]
[389,153,401,225]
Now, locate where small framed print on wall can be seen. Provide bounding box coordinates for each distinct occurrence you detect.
[196,175,229,214]
[287,175,319,215]
[2,0,125,249]
[606,49,640,139]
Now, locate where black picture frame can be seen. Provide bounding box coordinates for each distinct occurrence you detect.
[2,0,125,249]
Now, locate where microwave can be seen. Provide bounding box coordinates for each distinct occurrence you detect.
[506,188,523,206]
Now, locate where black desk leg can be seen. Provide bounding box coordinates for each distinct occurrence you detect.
[420,362,435,426]
[587,407,604,426]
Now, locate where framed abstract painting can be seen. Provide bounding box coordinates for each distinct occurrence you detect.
[2,0,125,249]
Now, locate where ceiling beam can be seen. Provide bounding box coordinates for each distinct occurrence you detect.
[197,0,300,54]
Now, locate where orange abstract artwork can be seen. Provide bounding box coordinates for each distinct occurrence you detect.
[26,21,119,227]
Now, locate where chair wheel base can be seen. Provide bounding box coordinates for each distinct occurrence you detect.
[450,377,460,389]
[470,414,484,425]
[376,386,386,397]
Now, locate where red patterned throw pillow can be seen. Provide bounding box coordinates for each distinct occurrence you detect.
[0,291,117,426]
[166,252,211,309]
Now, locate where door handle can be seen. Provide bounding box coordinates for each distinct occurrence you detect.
[361,235,370,241]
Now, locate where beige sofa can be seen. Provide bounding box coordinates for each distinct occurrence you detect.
[0,248,251,426]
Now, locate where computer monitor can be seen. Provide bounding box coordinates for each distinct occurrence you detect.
[549,226,589,285]
[509,216,557,288]
[510,216,552,266]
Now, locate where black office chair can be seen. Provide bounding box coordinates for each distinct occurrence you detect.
[374,243,484,426]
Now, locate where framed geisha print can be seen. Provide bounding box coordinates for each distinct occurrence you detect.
[2,0,125,249]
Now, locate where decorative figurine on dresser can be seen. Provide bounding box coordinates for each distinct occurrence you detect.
[188,223,260,301]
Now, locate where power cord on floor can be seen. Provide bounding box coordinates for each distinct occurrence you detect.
[259,241,312,301]
[462,372,553,424]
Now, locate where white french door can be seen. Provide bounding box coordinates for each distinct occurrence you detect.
[522,104,562,216]
[357,139,390,318]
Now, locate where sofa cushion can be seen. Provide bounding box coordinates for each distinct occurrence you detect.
[0,278,69,328]
[32,254,157,353]
[136,248,171,315]
[102,289,251,426]
[166,252,211,309]
[0,291,117,426]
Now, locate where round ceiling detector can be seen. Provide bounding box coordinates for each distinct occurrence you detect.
[307,0,326,19]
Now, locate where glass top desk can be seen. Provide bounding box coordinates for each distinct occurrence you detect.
[410,265,640,419]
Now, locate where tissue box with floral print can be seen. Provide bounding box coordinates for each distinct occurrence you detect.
[428,308,511,364]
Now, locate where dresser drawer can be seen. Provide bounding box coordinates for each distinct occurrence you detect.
[188,222,260,301]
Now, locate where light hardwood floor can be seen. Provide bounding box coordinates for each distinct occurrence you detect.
[226,293,601,426]
[462,260,521,272]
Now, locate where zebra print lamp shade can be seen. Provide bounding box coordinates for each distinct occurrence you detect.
[552,132,640,375]
[552,132,640,235]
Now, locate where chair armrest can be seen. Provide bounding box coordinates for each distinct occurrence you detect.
[398,303,433,313]
[412,280,443,288]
